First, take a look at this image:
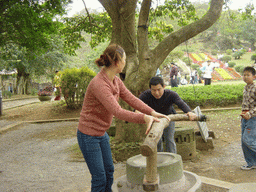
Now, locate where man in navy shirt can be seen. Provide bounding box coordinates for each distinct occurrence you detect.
[138,77,196,153]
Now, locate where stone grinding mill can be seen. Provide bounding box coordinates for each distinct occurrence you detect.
[114,114,206,192]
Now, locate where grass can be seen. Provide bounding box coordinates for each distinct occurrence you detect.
[228,52,255,66]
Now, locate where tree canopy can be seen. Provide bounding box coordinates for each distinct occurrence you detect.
[0,0,71,52]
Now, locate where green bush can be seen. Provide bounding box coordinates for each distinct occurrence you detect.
[211,50,217,56]
[182,57,191,66]
[191,64,200,70]
[251,54,256,63]
[228,62,236,68]
[58,67,96,109]
[2,90,12,99]
[166,84,244,108]
[233,51,243,60]
[221,55,232,63]
[30,88,38,96]
[226,49,232,55]
[235,65,245,74]
[240,49,247,54]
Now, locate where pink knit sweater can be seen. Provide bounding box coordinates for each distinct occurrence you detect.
[78,68,154,136]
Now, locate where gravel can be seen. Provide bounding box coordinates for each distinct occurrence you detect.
[0,121,126,192]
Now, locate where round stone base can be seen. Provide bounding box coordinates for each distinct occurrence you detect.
[113,171,201,192]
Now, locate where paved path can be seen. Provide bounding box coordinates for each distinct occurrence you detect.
[0,121,126,192]
[0,98,126,192]
[2,97,41,110]
[0,97,41,131]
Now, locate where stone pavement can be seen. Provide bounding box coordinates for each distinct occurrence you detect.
[2,97,40,110]
[0,121,126,192]
[0,97,40,132]
[0,97,126,192]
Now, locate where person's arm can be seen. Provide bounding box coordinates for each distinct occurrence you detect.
[171,91,191,112]
[118,80,154,115]
[169,91,196,120]
[92,81,147,124]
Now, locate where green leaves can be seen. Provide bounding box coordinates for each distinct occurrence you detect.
[166,83,245,108]
[0,0,70,52]
[59,67,96,108]
[62,12,112,54]
[148,0,198,41]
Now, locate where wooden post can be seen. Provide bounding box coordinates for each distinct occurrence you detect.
[141,114,205,157]
[145,146,157,183]
[141,114,206,191]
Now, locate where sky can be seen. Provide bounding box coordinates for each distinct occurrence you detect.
[66,0,255,17]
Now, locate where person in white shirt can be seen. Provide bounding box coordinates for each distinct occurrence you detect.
[200,60,213,85]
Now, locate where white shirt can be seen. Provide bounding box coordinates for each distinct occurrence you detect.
[201,65,213,78]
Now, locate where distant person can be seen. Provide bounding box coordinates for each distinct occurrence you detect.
[155,68,162,77]
[54,70,61,100]
[200,60,213,85]
[240,66,256,170]
[77,44,169,192]
[180,74,188,85]
[137,76,197,153]
[190,70,196,84]
[170,63,178,87]
[177,71,181,85]
[194,70,198,84]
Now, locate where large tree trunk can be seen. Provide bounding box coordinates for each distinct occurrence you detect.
[99,0,224,142]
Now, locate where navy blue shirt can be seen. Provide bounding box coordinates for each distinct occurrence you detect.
[139,89,191,115]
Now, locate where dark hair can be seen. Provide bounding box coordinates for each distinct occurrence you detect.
[95,44,125,67]
[149,76,164,88]
[243,66,256,76]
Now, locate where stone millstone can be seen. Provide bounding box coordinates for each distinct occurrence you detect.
[126,152,183,185]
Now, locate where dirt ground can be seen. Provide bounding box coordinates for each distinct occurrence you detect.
[1,101,256,185]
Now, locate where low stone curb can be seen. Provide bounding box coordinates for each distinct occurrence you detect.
[176,107,241,114]
[200,175,234,191]
[0,118,79,134]
[2,96,38,102]
[0,121,25,134]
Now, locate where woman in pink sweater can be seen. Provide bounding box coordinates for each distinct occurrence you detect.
[77,44,169,192]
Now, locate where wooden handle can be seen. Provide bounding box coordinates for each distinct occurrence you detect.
[141,114,206,156]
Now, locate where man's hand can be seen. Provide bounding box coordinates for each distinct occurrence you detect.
[187,112,197,121]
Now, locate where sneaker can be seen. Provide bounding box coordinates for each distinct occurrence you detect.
[240,165,256,170]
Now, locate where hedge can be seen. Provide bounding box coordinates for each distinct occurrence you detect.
[56,67,96,109]
[166,83,245,108]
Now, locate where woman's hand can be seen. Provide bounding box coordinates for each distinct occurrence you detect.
[151,111,170,122]
[144,115,160,135]
[187,112,197,121]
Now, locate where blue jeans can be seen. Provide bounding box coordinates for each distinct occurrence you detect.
[241,117,256,167]
[157,121,176,153]
[77,130,114,192]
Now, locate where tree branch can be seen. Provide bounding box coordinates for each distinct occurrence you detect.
[137,0,152,60]
[152,0,224,66]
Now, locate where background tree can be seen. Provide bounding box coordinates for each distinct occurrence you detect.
[239,18,256,50]
[0,0,71,52]
[0,36,67,94]
[62,0,224,142]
